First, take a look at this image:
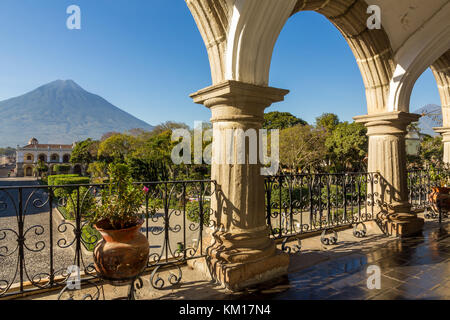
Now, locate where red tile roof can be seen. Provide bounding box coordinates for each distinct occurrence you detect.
[22,144,73,150]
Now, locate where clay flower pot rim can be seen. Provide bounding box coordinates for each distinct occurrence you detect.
[431,186,450,192]
[94,218,144,232]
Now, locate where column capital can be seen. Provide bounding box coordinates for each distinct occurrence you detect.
[354,111,421,136]
[433,127,450,144]
[435,127,450,163]
[433,126,450,139]
[190,80,289,123]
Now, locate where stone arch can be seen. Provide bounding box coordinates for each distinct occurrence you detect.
[38,154,47,162]
[50,153,60,162]
[24,153,34,162]
[387,4,450,113]
[24,165,34,177]
[289,0,395,114]
[188,0,395,114]
[430,50,450,163]
[185,0,230,84]
[431,50,450,126]
[62,154,70,163]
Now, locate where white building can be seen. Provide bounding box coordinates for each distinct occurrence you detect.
[15,138,81,177]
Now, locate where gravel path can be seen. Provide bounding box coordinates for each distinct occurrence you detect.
[0,179,79,293]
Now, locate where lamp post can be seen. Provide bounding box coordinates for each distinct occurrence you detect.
[405,129,421,156]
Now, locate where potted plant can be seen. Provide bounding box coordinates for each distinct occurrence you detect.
[428,162,450,212]
[90,163,149,284]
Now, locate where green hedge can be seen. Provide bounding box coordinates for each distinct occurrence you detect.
[47,174,79,186]
[48,175,90,198]
[267,186,309,209]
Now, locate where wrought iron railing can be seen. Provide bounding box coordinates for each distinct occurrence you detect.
[407,169,450,221]
[0,180,214,298]
[0,170,446,298]
[264,173,378,243]
[408,170,432,210]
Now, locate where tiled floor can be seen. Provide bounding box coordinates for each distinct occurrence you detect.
[245,222,450,300]
[20,220,450,300]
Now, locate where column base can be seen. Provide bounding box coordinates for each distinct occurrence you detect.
[379,215,424,237]
[377,203,424,237]
[189,249,289,292]
[187,229,290,292]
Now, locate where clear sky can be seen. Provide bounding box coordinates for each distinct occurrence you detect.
[0,0,441,127]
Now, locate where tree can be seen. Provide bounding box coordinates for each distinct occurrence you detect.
[127,158,169,182]
[151,121,190,136]
[87,162,109,183]
[127,128,150,137]
[263,112,307,130]
[97,133,137,163]
[420,135,443,164]
[315,113,339,132]
[325,122,368,172]
[279,125,328,172]
[70,138,98,171]
[100,131,120,141]
[34,160,48,178]
[132,130,178,177]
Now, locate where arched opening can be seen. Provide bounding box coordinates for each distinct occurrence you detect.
[24,153,34,162]
[50,154,59,163]
[270,11,366,124]
[406,68,443,169]
[288,2,394,115]
[63,154,70,163]
[38,154,47,162]
[25,166,33,177]
[410,69,442,134]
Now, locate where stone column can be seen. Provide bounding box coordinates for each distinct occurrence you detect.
[190,80,290,291]
[433,127,450,163]
[354,112,424,237]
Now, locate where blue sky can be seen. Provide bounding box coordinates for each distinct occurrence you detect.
[0,0,441,127]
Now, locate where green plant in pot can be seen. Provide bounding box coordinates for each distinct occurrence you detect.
[428,162,450,212]
[90,163,149,284]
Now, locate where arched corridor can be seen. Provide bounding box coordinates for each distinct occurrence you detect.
[186,0,450,291]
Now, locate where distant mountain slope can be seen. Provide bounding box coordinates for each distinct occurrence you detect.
[413,104,442,137]
[0,80,154,147]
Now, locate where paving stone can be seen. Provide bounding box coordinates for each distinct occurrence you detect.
[16,218,450,300]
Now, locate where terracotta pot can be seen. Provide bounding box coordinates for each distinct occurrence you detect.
[93,219,149,285]
[429,187,450,212]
